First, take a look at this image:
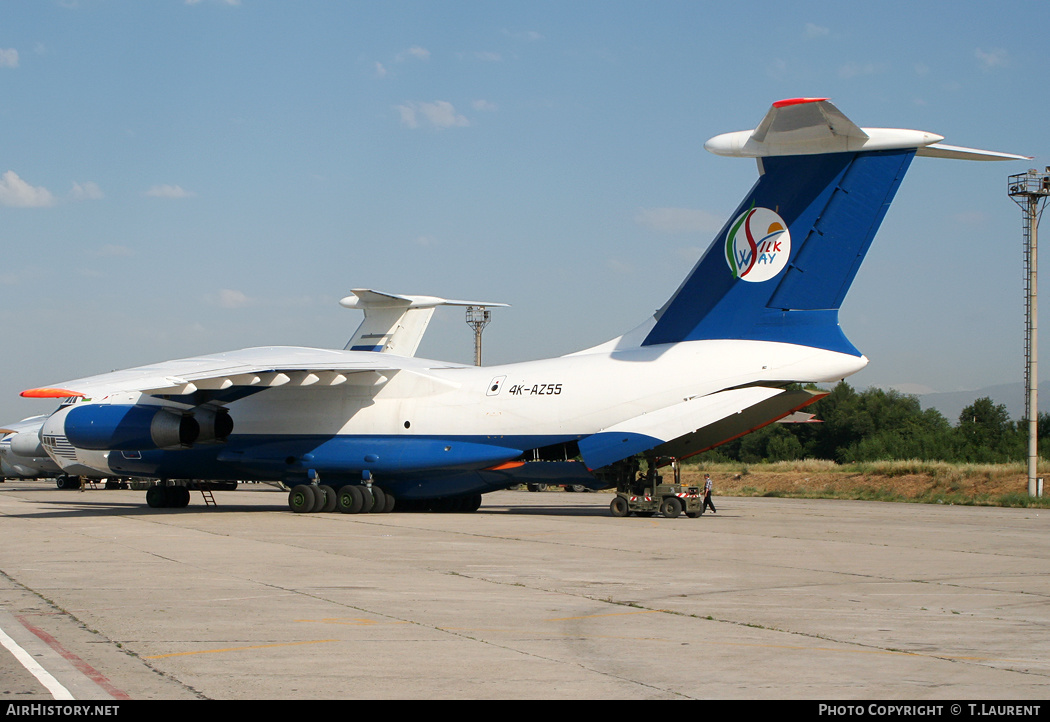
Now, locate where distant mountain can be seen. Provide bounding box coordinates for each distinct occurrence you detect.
[915,381,1049,424]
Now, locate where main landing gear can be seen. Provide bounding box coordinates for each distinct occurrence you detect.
[288,483,396,514]
[286,483,484,515]
[145,483,191,508]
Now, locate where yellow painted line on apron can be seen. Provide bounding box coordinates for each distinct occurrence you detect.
[145,639,338,659]
[545,610,666,622]
[294,617,411,626]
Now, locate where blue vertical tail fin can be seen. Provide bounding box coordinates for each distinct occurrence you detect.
[639,98,1026,356]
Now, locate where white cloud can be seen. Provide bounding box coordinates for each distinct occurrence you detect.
[396,105,419,128]
[472,99,497,112]
[397,46,430,62]
[71,181,104,200]
[804,23,830,38]
[205,289,252,308]
[975,48,1008,70]
[145,184,194,198]
[635,207,724,234]
[374,61,387,78]
[474,52,502,62]
[0,48,18,68]
[220,289,250,308]
[0,171,55,207]
[396,101,469,129]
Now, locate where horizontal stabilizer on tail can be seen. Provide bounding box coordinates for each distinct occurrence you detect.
[705,98,944,158]
[704,98,1025,161]
[341,289,508,356]
[916,143,1031,161]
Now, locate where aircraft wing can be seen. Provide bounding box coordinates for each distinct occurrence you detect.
[578,386,786,470]
[21,347,466,403]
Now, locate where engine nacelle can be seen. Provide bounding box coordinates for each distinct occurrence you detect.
[65,404,199,451]
[9,430,45,458]
[193,405,234,444]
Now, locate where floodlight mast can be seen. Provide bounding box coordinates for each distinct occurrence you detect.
[465,306,492,366]
[1008,168,1050,497]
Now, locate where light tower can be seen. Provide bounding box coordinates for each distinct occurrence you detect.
[1008,168,1050,497]
[465,306,492,366]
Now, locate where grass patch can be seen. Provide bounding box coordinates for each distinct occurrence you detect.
[680,459,1050,508]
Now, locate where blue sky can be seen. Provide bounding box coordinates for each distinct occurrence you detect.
[2,0,1048,424]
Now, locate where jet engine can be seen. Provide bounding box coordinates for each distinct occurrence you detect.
[190,405,234,445]
[63,404,233,451]
[9,430,45,458]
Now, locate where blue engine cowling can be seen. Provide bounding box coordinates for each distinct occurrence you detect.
[64,404,231,451]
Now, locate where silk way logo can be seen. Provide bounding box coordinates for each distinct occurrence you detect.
[725,206,791,283]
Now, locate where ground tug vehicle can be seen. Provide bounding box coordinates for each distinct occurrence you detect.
[608,458,704,518]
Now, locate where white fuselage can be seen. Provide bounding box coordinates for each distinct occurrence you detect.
[46,338,866,479]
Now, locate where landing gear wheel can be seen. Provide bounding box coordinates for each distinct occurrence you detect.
[660,496,683,519]
[358,487,375,514]
[146,485,168,508]
[337,485,364,514]
[317,485,338,513]
[368,486,386,513]
[171,486,190,508]
[610,496,629,518]
[381,489,396,513]
[288,485,317,513]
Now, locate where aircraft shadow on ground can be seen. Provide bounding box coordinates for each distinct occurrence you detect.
[4,496,616,519]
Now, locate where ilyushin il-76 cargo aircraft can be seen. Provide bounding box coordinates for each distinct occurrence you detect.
[20,99,1025,513]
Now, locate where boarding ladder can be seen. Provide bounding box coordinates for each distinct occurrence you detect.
[197,482,217,507]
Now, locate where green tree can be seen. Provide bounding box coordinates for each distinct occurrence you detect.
[955,397,1024,462]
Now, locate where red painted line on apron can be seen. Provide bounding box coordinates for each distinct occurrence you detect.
[16,615,132,700]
